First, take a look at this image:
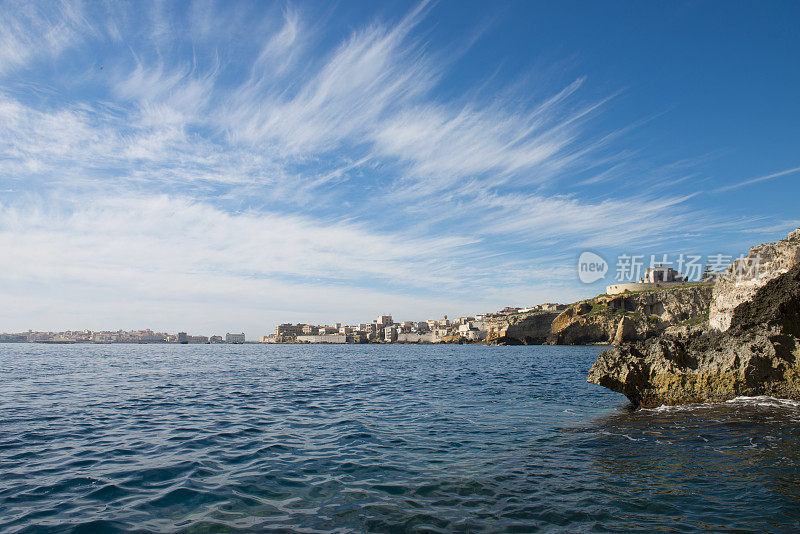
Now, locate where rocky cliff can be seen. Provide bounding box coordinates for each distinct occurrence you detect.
[709,228,800,331]
[484,311,561,345]
[588,228,800,407]
[546,285,713,345]
[484,284,712,346]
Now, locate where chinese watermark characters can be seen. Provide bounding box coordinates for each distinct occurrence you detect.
[578,252,762,284]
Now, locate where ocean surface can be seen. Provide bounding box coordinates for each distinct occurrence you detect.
[1,344,800,533]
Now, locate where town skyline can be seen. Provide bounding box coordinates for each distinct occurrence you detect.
[0,301,570,343]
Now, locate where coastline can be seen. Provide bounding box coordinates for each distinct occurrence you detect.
[588,228,800,407]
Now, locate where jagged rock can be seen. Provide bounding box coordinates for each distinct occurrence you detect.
[482,285,711,346]
[547,285,712,345]
[589,228,800,407]
[709,228,800,331]
[484,311,560,345]
[550,315,615,345]
[613,316,636,345]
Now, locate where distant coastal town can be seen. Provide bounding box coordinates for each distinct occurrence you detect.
[1,266,722,346]
[0,303,568,345]
[0,330,248,344]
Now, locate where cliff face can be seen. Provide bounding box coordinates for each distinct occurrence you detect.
[709,228,800,331]
[547,285,713,345]
[588,229,800,408]
[483,285,712,346]
[484,311,561,345]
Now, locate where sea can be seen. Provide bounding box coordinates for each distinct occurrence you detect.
[1,343,799,533]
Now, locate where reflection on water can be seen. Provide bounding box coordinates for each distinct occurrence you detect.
[1,344,799,532]
[580,397,800,531]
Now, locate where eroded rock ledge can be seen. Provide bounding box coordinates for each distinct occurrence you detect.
[483,285,713,346]
[588,229,800,407]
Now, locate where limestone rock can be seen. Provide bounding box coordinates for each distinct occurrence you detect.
[589,228,800,407]
[483,276,712,346]
[547,285,712,345]
[709,228,800,331]
[613,316,636,345]
[484,311,560,345]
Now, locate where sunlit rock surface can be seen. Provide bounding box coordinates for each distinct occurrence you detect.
[546,285,712,345]
[589,229,800,407]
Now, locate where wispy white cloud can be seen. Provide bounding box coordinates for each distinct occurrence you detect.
[469,192,701,247]
[222,8,436,155]
[716,165,800,193]
[0,0,780,333]
[0,193,479,287]
[0,1,88,75]
[0,192,511,334]
[252,8,301,74]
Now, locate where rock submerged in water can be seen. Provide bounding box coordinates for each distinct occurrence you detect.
[588,228,800,408]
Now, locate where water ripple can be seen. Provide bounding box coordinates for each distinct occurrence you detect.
[2,343,800,532]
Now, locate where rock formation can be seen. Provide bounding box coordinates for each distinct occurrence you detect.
[484,311,561,345]
[588,228,800,407]
[546,285,712,345]
[483,284,712,346]
[709,228,800,331]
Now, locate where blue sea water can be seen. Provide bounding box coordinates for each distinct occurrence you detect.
[1,343,800,533]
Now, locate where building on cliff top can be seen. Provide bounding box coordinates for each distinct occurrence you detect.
[643,266,686,284]
[606,264,704,295]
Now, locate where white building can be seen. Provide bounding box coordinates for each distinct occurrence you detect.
[384,326,397,342]
[606,266,699,295]
[226,333,245,343]
[644,266,686,283]
[458,322,486,341]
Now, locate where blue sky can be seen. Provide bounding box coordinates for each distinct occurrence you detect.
[1,0,798,337]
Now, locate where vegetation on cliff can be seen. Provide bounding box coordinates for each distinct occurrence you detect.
[588,229,800,407]
[548,285,712,345]
[481,285,713,346]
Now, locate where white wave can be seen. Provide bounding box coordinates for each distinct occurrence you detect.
[642,395,800,412]
[643,403,708,413]
[725,396,800,408]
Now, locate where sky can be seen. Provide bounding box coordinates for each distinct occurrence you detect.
[1,0,798,338]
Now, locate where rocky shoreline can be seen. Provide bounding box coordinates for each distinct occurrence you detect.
[482,283,713,346]
[588,228,800,407]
